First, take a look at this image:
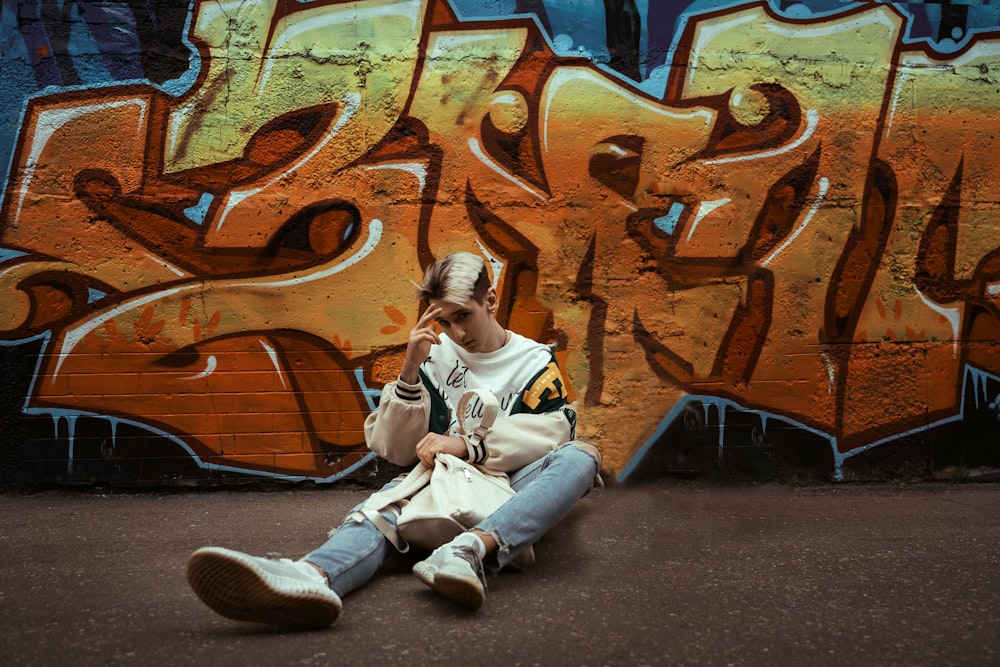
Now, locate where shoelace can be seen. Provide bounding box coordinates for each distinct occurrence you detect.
[451,545,488,590]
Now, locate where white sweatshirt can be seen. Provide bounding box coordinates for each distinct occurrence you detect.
[364,331,576,474]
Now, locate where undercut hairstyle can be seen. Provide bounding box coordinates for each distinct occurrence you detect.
[417,252,491,305]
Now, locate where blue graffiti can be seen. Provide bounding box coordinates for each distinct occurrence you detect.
[1,0,195,190]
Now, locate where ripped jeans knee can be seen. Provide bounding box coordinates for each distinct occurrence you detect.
[474,442,600,571]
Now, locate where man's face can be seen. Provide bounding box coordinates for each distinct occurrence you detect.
[429,289,498,353]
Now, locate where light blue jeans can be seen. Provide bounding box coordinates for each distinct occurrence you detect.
[304,443,600,598]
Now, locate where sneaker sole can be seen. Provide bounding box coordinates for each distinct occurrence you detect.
[431,572,485,610]
[411,561,437,589]
[412,553,485,610]
[413,561,484,610]
[186,548,341,630]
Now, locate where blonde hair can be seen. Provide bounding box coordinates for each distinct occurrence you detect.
[417,252,491,305]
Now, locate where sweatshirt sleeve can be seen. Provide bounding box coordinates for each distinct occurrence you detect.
[464,357,577,473]
[363,377,430,466]
[469,407,576,474]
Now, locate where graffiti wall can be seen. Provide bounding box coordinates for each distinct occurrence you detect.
[2,0,999,486]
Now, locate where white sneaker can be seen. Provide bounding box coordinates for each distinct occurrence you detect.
[186,547,342,630]
[412,543,487,610]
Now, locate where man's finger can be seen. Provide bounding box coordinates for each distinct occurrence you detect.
[416,305,442,329]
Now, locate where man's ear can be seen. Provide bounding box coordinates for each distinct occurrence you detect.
[485,287,498,313]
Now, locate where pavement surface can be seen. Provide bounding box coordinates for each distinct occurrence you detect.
[2,480,999,667]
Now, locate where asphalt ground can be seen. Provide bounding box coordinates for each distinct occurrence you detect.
[2,481,998,667]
